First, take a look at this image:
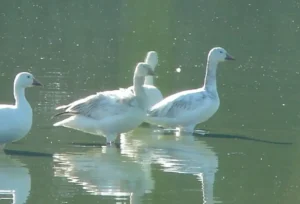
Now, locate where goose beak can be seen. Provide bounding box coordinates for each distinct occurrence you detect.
[32,78,43,87]
[147,69,155,76]
[225,53,235,60]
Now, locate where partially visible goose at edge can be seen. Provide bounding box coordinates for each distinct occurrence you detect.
[0,72,42,149]
[128,51,163,109]
[146,47,235,133]
[53,63,155,145]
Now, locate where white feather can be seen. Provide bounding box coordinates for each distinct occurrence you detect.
[0,72,41,146]
[146,47,234,132]
[53,63,154,143]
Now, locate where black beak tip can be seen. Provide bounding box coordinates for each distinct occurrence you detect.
[225,55,235,60]
[32,80,43,87]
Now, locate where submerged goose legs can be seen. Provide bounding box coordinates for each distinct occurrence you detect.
[106,134,121,147]
[106,141,121,149]
[106,141,114,146]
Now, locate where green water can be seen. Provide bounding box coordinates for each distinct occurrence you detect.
[1,0,300,203]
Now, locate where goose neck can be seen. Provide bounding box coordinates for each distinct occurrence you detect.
[203,60,218,92]
[133,76,147,109]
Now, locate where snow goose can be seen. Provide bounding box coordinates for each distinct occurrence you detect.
[128,51,163,109]
[53,63,155,144]
[0,72,42,149]
[146,47,235,133]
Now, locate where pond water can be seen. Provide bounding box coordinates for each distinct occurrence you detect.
[0,0,300,203]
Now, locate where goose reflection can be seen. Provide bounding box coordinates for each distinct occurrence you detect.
[138,129,219,204]
[53,141,154,204]
[0,154,31,204]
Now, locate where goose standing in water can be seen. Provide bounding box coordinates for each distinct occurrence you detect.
[0,72,42,149]
[146,47,235,133]
[53,63,155,145]
[128,51,163,109]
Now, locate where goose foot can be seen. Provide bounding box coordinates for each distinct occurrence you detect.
[193,129,209,135]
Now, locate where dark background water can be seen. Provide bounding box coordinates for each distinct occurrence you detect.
[0,0,300,203]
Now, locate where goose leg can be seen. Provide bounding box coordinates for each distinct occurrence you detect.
[105,140,121,149]
[180,125,196,133]
[106,141,113,146]
[106,134,118,147]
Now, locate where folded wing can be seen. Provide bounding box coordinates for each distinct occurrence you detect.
[55,89,137,120]
[147,90,207,118]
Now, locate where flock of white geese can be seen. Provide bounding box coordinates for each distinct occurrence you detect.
[0,47,234,148]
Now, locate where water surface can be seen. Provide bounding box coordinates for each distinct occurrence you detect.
[1,0,300,204]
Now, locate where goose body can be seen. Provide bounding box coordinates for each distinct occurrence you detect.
[147,88,220,132]
[0,105,32,145]
[53,63,155,144]
[0,72,42,148]
[146,47,235,132]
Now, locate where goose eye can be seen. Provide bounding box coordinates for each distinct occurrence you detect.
[219,51,223,54]
[27,76,30,79]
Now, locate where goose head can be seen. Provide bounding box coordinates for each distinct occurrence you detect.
[144,51,158,70]
[134,63,155,77]
[14,72,43,88]
[208,47,235,63]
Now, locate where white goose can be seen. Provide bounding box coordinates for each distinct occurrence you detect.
[53,63,155,144]
[0,72,42,149]
[128,51,163,109]
[146,47,235,133]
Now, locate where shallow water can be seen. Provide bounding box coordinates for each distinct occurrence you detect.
[1,0,300,204]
